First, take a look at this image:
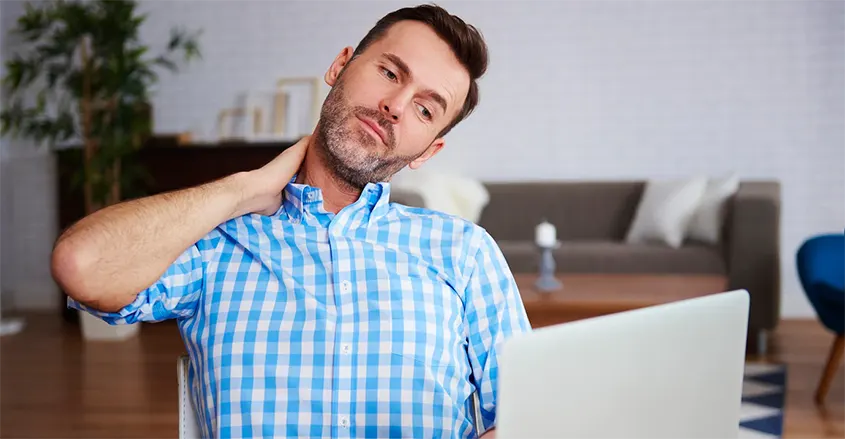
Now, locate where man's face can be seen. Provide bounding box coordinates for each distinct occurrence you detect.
[316,20,470,189]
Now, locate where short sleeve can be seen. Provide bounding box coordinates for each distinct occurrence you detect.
[463,228,533,434]
[67,241,206,325]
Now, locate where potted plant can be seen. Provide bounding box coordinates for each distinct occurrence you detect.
[0,0,201,340]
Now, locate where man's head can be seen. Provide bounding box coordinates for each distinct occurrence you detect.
[315,4,488,189]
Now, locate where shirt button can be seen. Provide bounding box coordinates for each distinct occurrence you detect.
[340,280,351,293]
[339,416,350,428]
[342,344,351,354]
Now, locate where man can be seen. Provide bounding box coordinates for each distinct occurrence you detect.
[52,4,531,438]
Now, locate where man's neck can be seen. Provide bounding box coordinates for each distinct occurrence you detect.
[294,136,362,214]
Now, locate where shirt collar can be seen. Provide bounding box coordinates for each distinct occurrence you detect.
[279,174,393,226]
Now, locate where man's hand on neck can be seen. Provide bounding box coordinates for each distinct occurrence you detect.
[51,134,310,312]
[295,136,365,214]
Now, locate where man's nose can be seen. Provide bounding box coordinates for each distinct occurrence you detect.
[379,92,410,123]
[380,104,399,122]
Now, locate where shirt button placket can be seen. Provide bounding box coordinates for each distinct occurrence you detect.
[336,278,354,437]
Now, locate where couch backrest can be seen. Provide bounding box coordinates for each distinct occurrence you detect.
[478,181,646,241]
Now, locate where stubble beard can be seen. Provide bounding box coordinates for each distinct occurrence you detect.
[315,75,426,191]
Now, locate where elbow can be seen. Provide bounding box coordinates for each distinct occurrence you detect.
[51,238,98,305]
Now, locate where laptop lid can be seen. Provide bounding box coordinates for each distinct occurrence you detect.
[496,289,750,439]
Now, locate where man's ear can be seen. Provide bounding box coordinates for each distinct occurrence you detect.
[408,138,445,170]
[325,46,355,87]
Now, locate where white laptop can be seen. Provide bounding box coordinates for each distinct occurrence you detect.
[496,289,750,439]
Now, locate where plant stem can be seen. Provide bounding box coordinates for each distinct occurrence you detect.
[110,158,121,206]
[80,35,95,214]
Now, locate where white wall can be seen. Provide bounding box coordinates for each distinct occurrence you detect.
[2,0,843,318]
[138,0,844,318]
[1,0,60,312]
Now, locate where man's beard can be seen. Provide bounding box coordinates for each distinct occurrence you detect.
[315,75,426,190]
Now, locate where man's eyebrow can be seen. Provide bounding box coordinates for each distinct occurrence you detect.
[384,53,411,79]
[383,52,448,114]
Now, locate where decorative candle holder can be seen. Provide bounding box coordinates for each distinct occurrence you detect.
[535,241,563,293]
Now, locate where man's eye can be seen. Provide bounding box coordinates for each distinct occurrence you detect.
[417,104,432,119]
[381,67,397,81]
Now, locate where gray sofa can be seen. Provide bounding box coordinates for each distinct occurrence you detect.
[393,180,782,352]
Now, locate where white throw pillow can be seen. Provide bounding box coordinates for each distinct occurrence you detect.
[625,177,708,248]
[390,170,490,223]
[686,174,740,244]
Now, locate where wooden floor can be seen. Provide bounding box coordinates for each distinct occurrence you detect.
[1,314,842,438]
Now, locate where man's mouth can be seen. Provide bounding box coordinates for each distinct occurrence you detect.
[356,115,387,145]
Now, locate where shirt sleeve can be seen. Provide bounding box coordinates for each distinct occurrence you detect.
[67,239,209,325]
[463,228,533,434]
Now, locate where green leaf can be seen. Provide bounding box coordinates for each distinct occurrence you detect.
[153,56,177,72]
[3,56,40,91]
[167,27,184,51]
[127,46,147,62]
[1,0,200,206]
[17,2,53,42]
[46,65,60,88]
[183,37,202,61]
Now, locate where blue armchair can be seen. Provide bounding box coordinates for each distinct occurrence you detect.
[796,232,844,404]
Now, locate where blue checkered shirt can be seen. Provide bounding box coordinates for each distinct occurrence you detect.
[70,179,532,438]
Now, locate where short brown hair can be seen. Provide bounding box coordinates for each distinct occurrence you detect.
[352,3,488,138]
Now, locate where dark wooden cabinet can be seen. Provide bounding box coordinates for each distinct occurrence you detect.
[55,137,297,320]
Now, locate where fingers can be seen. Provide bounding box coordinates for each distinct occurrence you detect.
[286,135,310,160]
[267,135,309,171]
[284,138,309,164]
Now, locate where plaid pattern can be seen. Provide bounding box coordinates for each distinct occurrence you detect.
[70,179,532,439]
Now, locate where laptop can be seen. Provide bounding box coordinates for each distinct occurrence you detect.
[496,289,750,439]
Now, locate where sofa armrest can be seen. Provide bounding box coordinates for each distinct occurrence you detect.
[725,181,781,332]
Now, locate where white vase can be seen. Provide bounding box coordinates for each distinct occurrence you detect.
[79,311,139,341]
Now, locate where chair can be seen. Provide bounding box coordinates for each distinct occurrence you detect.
[178,355,202,439]
[796,232,845,404]
[178,355,486,438]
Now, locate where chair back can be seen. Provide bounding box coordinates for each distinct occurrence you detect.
[178,354,486,436]
[178,355,202,439]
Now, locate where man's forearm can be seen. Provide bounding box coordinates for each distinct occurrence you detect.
[51,172,250,312]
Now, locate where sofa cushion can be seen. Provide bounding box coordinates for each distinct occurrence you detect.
[625,177,708,249]
[496,240,726,275]
[687,174,740,244]
[478,182,645,241]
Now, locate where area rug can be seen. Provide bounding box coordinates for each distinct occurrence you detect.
[739,363,787,439]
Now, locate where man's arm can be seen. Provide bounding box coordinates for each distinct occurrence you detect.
[464,228,533,437]
[52,136,309,313]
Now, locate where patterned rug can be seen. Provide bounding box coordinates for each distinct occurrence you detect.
[740,363,787,438]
